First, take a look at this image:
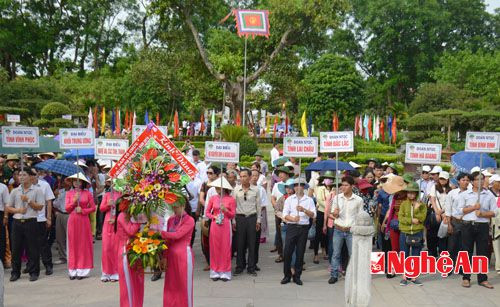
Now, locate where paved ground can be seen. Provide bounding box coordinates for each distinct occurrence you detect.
[4,210,500,307]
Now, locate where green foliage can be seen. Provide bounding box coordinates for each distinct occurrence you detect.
[239,136,258,158]
[40,102,71,119]
[433,50,500,103]
[354,139,396,154]
[299,54,364,130]
[409,83,468,115]
[221,126,248,142]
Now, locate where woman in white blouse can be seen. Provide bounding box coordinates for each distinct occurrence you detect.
[428,171,452,257]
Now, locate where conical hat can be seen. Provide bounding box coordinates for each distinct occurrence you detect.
[207,176,233,190]
[67,172,90,184]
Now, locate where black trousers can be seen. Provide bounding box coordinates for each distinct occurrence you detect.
[313,211,327,256]
[37,221,52,270]
[189,212,196,247]
[236,214,257,272]
[461,222,489,283]
[448,220,463,274]
[96,195,103,237]
[0,211,6,265]
[283,224,308,279]
[11,219,39,277]
[275,216,283,256]
[255,228,261,265]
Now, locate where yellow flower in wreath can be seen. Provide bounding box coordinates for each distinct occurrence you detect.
[133,245,142,253]
[154,183,162,191]
[139,237,148,243]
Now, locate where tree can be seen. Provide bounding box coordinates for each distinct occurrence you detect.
[298,54,364,130]
[152,0,348,114]
[431,109,464,150]
[409,83,468,115]
[432,50,500,103]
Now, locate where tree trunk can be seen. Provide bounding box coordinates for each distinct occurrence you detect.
[447,116,451,150]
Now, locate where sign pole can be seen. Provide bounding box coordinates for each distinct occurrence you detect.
[477,153,482,203]
[77,149,80,207]
[20,150,23,172]
[242,36,248,127]
[335,151,339,207]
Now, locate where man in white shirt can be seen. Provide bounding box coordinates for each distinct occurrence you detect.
[30,169,55,276]
[270,143,280,167]
[416,165,432,201]
[445,172,469,274]
[329,176,364,284]
[456,171,497,289]
[281,178,316,286]
[192,150,208,183]
[0,182,9,266]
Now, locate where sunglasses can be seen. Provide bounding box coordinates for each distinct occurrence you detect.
[207,172,214,175]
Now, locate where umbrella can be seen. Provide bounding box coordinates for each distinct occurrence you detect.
[272,156,289,167]
[451,151,497,174]
[305,160,354,172]
[34,159,84,177]
[63,148,95,159]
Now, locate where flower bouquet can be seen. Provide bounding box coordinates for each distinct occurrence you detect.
[126,225,168,271]
[114,140,190,271]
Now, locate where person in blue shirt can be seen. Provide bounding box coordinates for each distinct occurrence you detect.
[376,179,394,278]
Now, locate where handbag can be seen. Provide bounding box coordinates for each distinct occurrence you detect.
[308,224,316,240]
[389,219,399,231]
[405,203,423,247]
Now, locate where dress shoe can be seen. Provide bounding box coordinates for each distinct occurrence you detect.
[386,273,396,279]
[151,273,162,282]
[247,271,257,277]
[45,266,53,276]
[328,277,338,284]
[211,277,220,282]
[294,278,303,286]
[233,269,243,276]
[69,276,76,280]
[255,265,261,271]
[280,277,291,284]
[29,275,38,282]
[221,278,229,282]
[22,268,29,274]
[10,275,20,282]
[76,276,84,280]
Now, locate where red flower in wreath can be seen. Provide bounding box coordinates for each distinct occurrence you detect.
[164,191,178,204]
[168,172,181,182]
[143,148,158,161]
[163,163,175,172]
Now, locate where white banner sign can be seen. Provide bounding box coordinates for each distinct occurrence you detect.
[319,131,354,153]
[59,128,95,149]
[204,141,240,163]
[283,137,318,158]
[465,132,500,153]
[94,138,129,160]
[405,143,442,164]
[62,114,72,120]
[132,125,168,141]
[6,114,20,123]
[1,126,39,148]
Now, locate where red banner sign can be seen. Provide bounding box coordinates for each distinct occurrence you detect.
[109,124,198,179]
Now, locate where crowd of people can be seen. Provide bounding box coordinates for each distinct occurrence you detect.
[0,142,499,305]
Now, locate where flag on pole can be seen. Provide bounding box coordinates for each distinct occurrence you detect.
[111,109,116,133]
[388,115,393,142]
[372,115,376,140]
[301,111,307,137]
[144,110,149,124]
[93,107,98,135]
[266,114,270,135]
[354,115,358,136]
[380,119,385,142]
[307,115,312,137]
[285,115,289,135]
[374,115,379,140]
[236,110,241,126]
[124,111,129,131]
[333,113,339,132]
[87,107,93,130]
[358,115,363,137]
[211,110,215,138]
[273,114,278,139]
[156,112,160,125]
[173,111,179,138]
[116,108,121,134]
[368,116,373,140]
[363,115,369,141]
[101,107,106,135]
[392,115,397,144]
[132,111,137,127]
[231,9,270,38]
[200,113,205,134]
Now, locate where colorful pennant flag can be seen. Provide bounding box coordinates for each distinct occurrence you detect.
[333,113,339,132]
[301,111,307,137]
[111,109,116,133]
[211,110,215,137]
[173,110,179,138]
[156,112,160,125]
[144,110,149,124]
[116,108,121,134]
[232,9,270,38]
[391,115,397,144]
[388,115,393,142]
[380,119,385,142]
[132,111,137,127]
[101,107,106,135]
[200,113,205,134]
[87,107,93,130]
[236,110,241,126]
[93,107,98,135]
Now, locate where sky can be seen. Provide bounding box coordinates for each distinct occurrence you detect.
[485,0,500,13]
